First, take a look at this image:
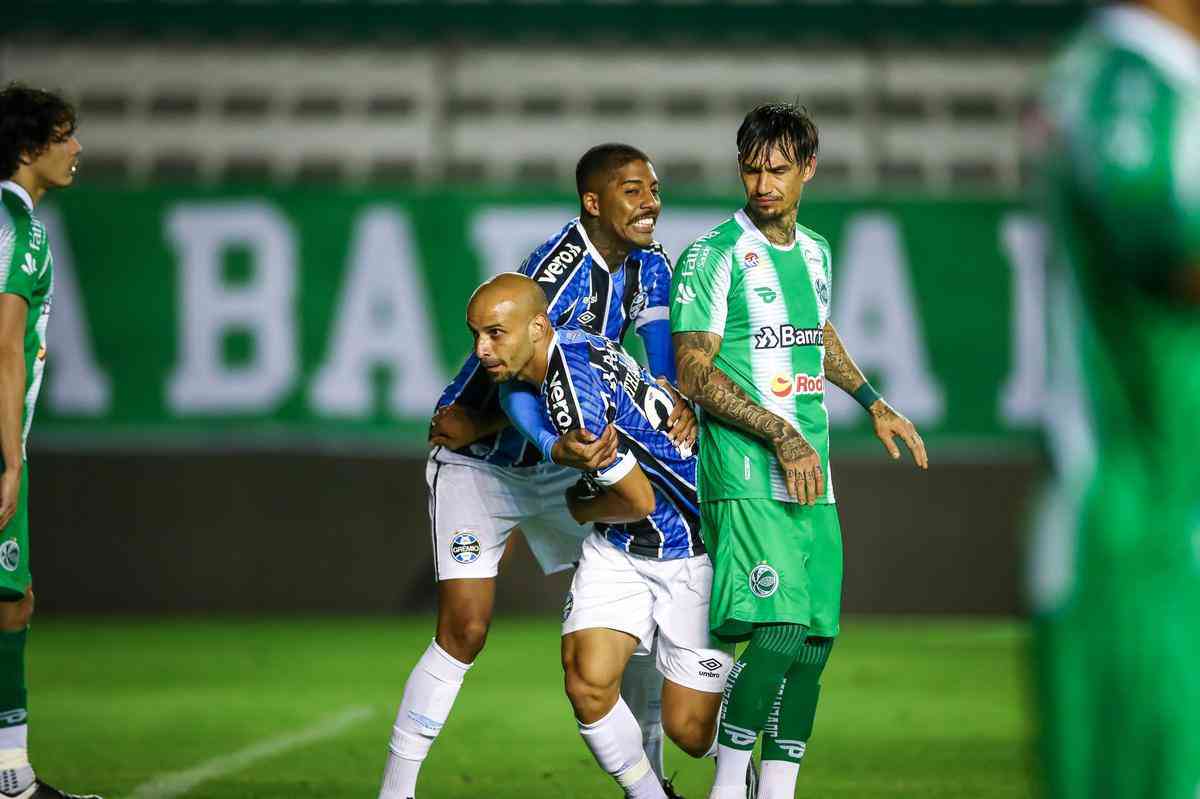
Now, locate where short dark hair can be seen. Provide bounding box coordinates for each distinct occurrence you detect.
[575,143,651,196]
[0,83,77,180]
[736,103,818,168]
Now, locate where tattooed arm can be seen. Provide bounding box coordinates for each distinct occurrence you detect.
[673,330,825,504]
[822,320,929,469]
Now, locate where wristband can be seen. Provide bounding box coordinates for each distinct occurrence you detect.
[537,429,558,462]
[852,382,882,410]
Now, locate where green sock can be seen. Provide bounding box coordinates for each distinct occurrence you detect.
[762,636,834,763]
[717,623,809,750]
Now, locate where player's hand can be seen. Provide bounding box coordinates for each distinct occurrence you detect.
[773,429,824,506]
[656,378,697,451]
[869,400,928,469]
[0,469,20,531]
[428,403,482,450]
[552,426,618,471]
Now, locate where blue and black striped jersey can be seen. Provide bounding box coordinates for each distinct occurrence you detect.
[542,328,702,561]
[436,217,673,468]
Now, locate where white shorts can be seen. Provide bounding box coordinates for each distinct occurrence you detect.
[426,446,588,580]
[562,533,733,694]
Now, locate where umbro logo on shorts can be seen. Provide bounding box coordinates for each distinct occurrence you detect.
[698,658,723,678]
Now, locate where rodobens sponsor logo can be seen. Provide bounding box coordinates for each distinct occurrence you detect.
[449,532,481,564]
[0,541,18,572]
[768,372,824,398]
[753,324,823,350]
[743,251,760,269]
[749,562,779,598]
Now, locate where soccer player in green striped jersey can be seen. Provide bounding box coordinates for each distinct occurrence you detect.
[0,84,98,799]
[670,104,928,799]
[1028,3,1200,798]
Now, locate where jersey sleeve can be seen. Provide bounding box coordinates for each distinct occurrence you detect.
[1078,63,1200,278]
[499,380,557,460]
[543,341,637,486]
[635,247,672,330]
[0,216,39,305]
[670,238,734,338]
[637,319,676,382]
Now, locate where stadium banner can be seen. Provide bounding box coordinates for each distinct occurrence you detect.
[35,188,1044,455]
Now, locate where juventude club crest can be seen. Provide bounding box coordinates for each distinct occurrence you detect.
[749,563,779,598]
[0,541,19,573]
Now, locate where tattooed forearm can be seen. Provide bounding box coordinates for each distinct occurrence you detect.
[673,331,809,448]
[822,321,867,395]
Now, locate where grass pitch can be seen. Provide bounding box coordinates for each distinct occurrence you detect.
[29,616,1031,798]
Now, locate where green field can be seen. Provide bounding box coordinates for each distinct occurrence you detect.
[27,616,1032,798]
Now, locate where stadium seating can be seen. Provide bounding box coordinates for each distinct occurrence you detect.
[3,42,1043,192]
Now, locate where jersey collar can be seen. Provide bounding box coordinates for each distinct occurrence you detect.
[1097,5,1200,87]
[734,208,798,251]
[0,181,33,211]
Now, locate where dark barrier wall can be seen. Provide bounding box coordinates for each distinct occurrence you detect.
[31,451,1038,616]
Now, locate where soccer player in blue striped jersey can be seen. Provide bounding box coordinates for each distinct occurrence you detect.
[464,273,733,799]
[380,145,697,799]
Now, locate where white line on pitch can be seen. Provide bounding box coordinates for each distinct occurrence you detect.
[127,705,375,799]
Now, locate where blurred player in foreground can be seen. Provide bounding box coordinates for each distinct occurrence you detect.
[379,144,696,799]
[1029,2,1200,797]
[465,273,733,799]
[0,84,99,799]
[670,103,928,799]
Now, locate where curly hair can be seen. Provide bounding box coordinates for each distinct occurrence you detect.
[736,103,819,168]
[0,83,77,180]
[575,142,652,196]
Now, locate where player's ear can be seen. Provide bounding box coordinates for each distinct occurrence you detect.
[580,191,601,219]
[529,312,550,342]
[801,156,818,183]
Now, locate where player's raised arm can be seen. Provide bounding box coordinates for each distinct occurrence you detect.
[673,330,823,505]
[822,320,928,469]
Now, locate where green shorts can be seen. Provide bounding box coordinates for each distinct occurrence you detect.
[700,499,842,643]
[0,470,28,601]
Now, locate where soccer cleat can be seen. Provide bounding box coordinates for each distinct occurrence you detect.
[744,757,759,799]
[661,773,687,799]
[6,782,103,799]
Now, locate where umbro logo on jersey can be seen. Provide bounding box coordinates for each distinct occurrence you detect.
[753,287,776,303]
[754,325,823,350]
[676,284,698,304]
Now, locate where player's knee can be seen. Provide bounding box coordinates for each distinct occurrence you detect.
[562,656,618,722]
[662,707,714,758]
[0,589,33,632]
[437,616,490,663]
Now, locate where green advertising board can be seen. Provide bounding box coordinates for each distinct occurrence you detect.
[34,188,1045,457]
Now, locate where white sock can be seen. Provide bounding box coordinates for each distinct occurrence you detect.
[620,649,665,780]
[579,698,668,798]
[708,744,754,799]
[0,739,33,798]
[378,640,471,799]
[759,759,802,799]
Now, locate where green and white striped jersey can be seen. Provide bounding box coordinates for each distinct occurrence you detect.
[671,209,835,504]
[0,182,54,461]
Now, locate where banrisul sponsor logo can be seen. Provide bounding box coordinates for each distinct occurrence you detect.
[547,367,575,430]
[537,242,583,284]
[749,562,779,598]
[754,324,824,350]
[768,372,824,398]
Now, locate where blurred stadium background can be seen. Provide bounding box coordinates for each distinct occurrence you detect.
[6,1,1088,794]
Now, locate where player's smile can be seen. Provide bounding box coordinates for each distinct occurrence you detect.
[630,213,657,235]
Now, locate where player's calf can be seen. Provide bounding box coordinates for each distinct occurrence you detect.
[0,591,32,633]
